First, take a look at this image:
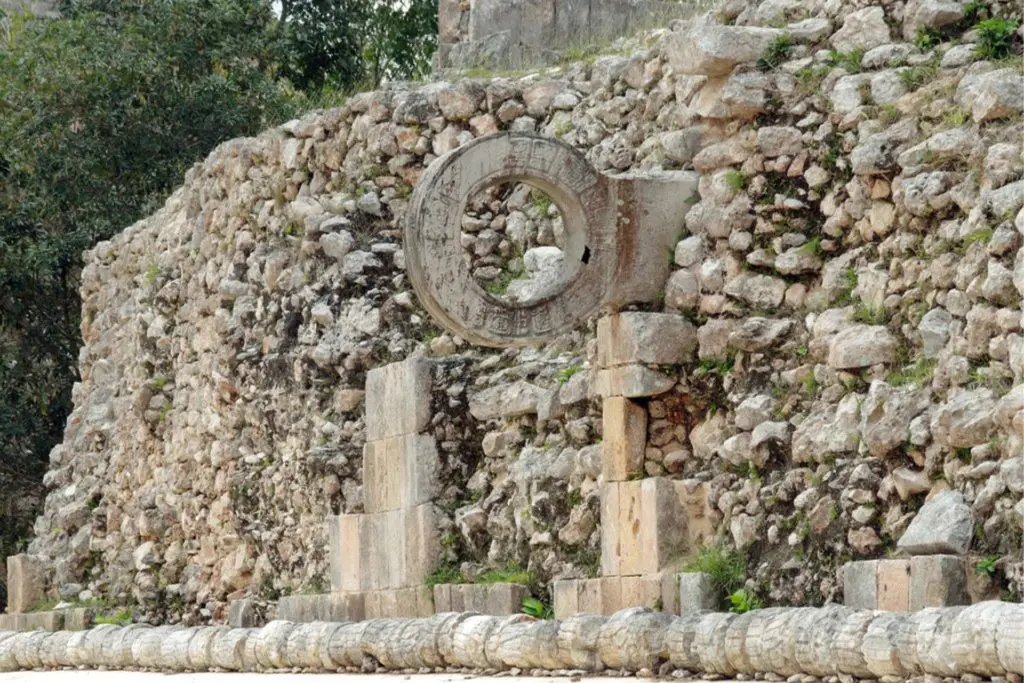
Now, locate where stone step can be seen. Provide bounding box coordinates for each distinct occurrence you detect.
[551,574,678,620]
[432,582,529,615]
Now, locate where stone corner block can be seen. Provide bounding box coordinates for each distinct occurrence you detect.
[63,607,95,631]
[601,478,688,577]
[910,554,969,610]
[365,358,434,441]
[678,571,720,612]
[228,599,261,628]
[877,558,911,612]
[597,313,697,369]
[842,559,880,609]
[363,433,440,514]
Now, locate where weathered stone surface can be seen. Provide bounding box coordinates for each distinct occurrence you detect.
[597,313,697,368]
[363,433,440,513]
[679,572,718,612]
[407,133,695,346]
[860,381,929,456]
[843,560,879,609]
[930,389,997,448]
[365,358,433,440]
[470,381,544,420]
[666,18,783,76]
[5,555,44,614]
[877,559,911,612]
[910,555,969,610]
[595,365,675,398]
[903,0,967,39]
[602,397,646,482]
[897,491,973,555]
[828,325,897,369]
[955,68,1024,123]
[831,7,891,53]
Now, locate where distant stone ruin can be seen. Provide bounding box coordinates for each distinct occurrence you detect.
[437,0,690,70]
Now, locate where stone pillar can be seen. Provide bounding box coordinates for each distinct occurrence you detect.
[554,312,707,619]
[323,358,441,620]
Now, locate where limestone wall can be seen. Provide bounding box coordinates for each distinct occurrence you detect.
[20,0,1024,625]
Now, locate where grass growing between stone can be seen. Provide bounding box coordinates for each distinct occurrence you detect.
[683,545,746,597]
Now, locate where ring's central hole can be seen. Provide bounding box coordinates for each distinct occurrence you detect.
[461,181,570,305]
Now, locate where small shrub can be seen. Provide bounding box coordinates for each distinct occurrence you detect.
[557,365,582,385]
[888,358,937,387]
[835,267,858,305]
[758,34,793,71]
[975,555,999,576]
[723,169,747,192]
[798,236,823,256]
[942,108,971,127]
[963,1,991,24]
[878,104,901,124]
[520,597,553,619]
[852,304,888,325]
[827,48,866,73]
[914,28,941,51]
[899,63,938,90]
[478,564,534,585]
[425,564,462,587]
[95,608,132,626]
[975,18,1019,60]
[728,588,764,614]
[683,546,746,597]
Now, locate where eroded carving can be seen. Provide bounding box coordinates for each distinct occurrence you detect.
[406,133,698,347]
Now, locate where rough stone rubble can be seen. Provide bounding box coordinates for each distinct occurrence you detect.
[20,0,1024,626]
[1,603,1022,677]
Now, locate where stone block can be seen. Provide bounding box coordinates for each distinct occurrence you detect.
[6,555,44,614]
[600,482,621,576]
[228,599,260,628]
[910,555,970,610]
[678,480,716,550]
[679,572,719,612]
[63,607,95,631]
[877,559,911,612]
[402,504,440,589]
[602,397,646,482]
[328,515,364,593]
[595,365,675,398]
[620,574,678,613]
[485,583,529,616]
[552,579,580,620]
[602,479,690,578]
[364,434,441,514]
[23,611,63,632]
[365,358,433,441]
[577,578,621,616]
[641,478,687,575]
[433,583,452,613]
[597,313,697,368]
[0,614,26,631]
[897,490,973,555]
[843,560,879,609]
[277,593,365,623]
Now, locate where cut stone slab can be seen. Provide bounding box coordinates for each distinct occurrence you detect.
[877,559,911,612]
[63,607,95,632]
[596,313,697,368]
[363,587,433,620]
[595,365,675,398]
[910,555,970,610]
[930,388,997,449]
[679,572,719,612]
[276,593,365,623]
[228,599,260,628]
[469,381,544,420]
[437,583,528,616]
[363,434,440,514]
[620,573,679,614]
[365,358,433,441]
[601,397,646,483]
[843,560,879,610]
[897,491,973,555]
[5,555,44,614]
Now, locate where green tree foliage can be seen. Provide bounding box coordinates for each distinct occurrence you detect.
[279,0,438,92]
[0,0,299,606]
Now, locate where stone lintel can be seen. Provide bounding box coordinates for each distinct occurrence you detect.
[597,313,697,368]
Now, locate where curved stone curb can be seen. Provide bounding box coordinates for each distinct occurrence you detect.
[0,604,1019,676]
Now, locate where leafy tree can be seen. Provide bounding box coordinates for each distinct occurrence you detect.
[0,0,299,607]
